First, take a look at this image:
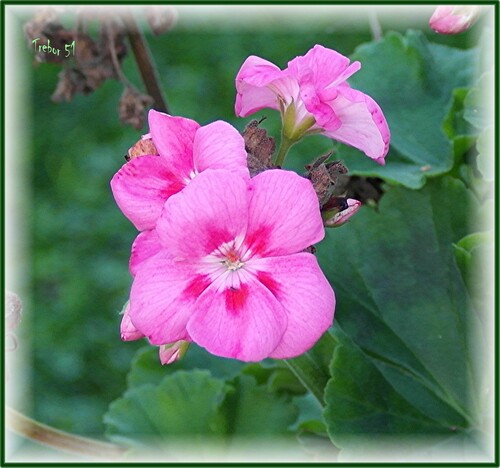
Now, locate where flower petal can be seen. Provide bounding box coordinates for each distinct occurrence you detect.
[244,169,324,257]
[186,274,287,361]
[156,169,248,260]
[148,110,200,179]
[110,155,185,231]
[322,85,390,164]
[120,302,144,341]
[235,56,285,117]
[287,44,360,91]
[129,251,211,345]
[129,229,162,276]
[193,121,249,180]
[249,253,335,359]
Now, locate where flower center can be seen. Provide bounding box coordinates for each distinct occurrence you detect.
[222,249,244,271]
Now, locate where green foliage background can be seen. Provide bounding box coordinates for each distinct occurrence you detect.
[12,4,493,460]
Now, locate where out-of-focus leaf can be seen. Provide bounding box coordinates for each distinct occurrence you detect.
[104,370,228,450]
[318,177,484,452]
[338,30,478,188]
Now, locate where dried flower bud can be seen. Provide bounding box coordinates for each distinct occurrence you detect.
[6,291,22,332]
[126,135,159,161]
[242,119,276,176]
[118,86,154,130]
[145,6,178,35]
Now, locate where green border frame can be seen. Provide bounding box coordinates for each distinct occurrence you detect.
[1,1,498,466]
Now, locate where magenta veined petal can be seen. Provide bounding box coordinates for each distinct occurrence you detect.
[129,251,210,345]
[156,169,249,260]
[244,169,324,257]
[249,253,335,359]
[110,155,185,231]
[186,274,287,361]
[148,110,200,179]
[321,85,390,164]
[192,121,250,180]
[129,229,162,277]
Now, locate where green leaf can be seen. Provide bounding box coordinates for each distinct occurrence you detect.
[223,375,299,435]
[104,370,228,450]
[127,345,245,388]
[339,31,478,188]
[318,177,484,448]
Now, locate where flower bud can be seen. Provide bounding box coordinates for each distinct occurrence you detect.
[323,198,361,227]
[120,302,144,341]
[159,340,190,365]
[429,6,480,35]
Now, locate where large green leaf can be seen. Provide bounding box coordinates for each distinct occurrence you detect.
[338,30,478,188]
[104,370,228,450]
[318,177,484,449]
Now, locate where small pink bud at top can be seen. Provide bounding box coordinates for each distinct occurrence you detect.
[159,340,190,365]
[324,198,361,227]
[120,302,144,341]
[429,5,481,35]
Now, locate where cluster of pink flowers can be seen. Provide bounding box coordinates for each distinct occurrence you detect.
[111,45,389,363]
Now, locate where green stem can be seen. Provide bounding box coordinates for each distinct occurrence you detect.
[283,331,338,407]
[274,134,295,167]
[6,407,127,460]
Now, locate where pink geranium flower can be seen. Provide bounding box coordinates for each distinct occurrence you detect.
[235,45,390,164]
[429,5,480,35]
[111,110,249,231]
[127,168,335,361]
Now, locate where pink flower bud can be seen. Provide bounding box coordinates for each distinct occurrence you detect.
[429,6,480,35]
[120,302,144,341]
[324,198,361,227]
[159,340,189,365]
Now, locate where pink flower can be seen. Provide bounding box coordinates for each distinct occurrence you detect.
[429,6,480,35]
[111,110,249,231]
[127,168,335,361]
[235,45,390,164]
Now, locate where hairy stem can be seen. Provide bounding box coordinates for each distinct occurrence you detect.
[274,135,295,167]
[122,12,169,113]
[6,407,127,460]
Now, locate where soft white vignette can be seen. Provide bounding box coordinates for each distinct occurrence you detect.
[3,3,496,463]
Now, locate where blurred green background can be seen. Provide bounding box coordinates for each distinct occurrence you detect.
[19,5,476,437]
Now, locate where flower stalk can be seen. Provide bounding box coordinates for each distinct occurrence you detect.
[6,407,126,460]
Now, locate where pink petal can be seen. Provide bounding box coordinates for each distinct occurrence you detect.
[120,302,144,341]
[235,56,286,117]
[322,85,390,164]
[429,6,480,34]
[244,169,324,257]
[287,44,360,91]
[148,110,200,179]
[129,251,211,345]
[156,169,248,260]
[129,229,162,277]
[110,155,185,231]
[193,121,249,180]
[186,275,287,361]
[250,253,335,359]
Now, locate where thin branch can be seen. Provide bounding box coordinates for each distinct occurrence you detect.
[368,11,382,41]
[6,407,127,461]
[122,11,169,113]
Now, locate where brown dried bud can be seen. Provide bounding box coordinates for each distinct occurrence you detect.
[242,119,276,177]
[145,6,178,35]
[126,136,159,161]
[119,86,154,130]
[52,68,90,102]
